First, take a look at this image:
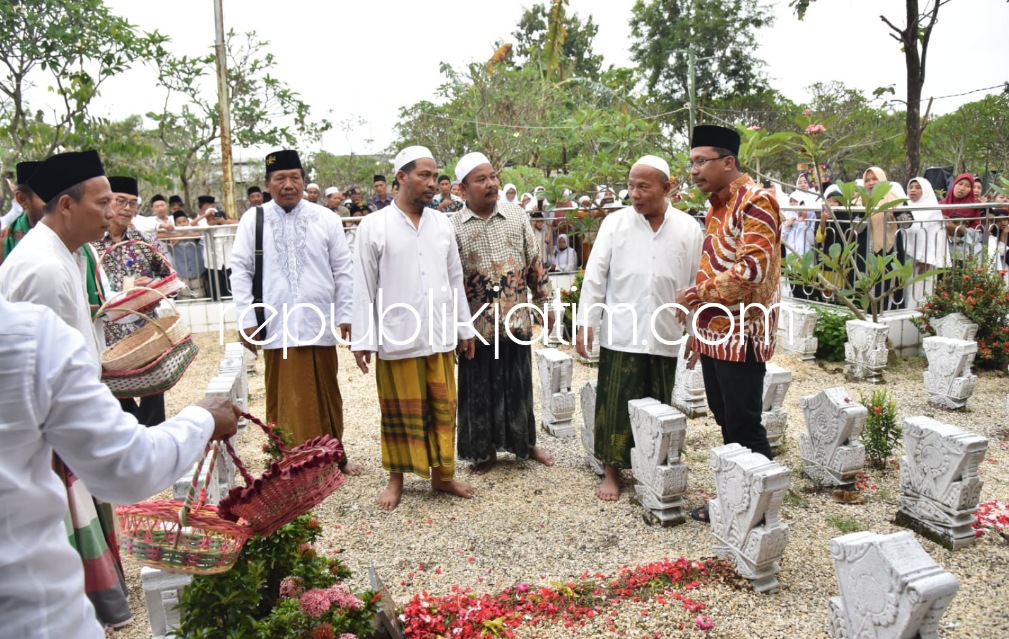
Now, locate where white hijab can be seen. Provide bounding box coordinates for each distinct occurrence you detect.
[502,183,518,204]
[906,177,947,268]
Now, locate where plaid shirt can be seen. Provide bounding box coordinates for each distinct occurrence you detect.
[451,202,550,341]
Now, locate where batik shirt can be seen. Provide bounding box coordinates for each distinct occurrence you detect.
[452,202,550,342]
[427,193,464,213]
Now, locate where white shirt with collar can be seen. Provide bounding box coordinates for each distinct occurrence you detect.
[0,295,214,639]
[577,204,703,358]
[0,221,104,364]
[351,202,474,360]
[230,199,353,350]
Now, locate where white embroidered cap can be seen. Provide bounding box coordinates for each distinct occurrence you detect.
[631,155,670,179]
[454,151,492,183]
[393,145,435,174]
[325,186,341,197]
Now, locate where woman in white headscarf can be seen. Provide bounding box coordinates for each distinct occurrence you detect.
[520,192,533,209]
[904,177,948,308]
[502,183,518,205]
[551,233,579,272]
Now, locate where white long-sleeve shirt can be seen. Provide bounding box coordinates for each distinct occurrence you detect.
[0,221,104,364]
[351,203,474,360]
[230,200,353,350]
[0,295,214,639]
[577,204,703,358]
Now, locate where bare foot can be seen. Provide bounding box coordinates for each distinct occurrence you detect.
[377,473,404,511]
[468,451,497,475]
[596,466,621,502]
[529,446,555,467]
[341,460,364,477]
[431,475,476,499]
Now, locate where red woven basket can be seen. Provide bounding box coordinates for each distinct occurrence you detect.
[117,442,253,575]
[217,412,346,537]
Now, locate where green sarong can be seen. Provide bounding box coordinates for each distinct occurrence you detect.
[593,347,678,469]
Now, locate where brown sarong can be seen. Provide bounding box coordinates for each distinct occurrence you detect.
[265,346,343,446]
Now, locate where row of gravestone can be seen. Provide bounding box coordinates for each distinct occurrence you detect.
[144,342,255,639]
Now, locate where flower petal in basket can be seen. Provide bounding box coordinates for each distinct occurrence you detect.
[103,273,184,314]
[101,336,199,399]
[218,435,347,537]
[116,500,252,575]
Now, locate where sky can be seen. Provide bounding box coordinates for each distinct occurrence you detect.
[85,0,1009,161]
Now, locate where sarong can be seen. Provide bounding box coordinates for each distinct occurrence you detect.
[457,340,536,464]
[265,346,343,446]
[594,347,677,469]
[57,459,132,629]
[376,352,457,481]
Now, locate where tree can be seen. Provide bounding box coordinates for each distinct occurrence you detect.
[793,0,950,180]
[148,30,329,215]
[629,0,774,135]
[923,93,1009,176]
[512,1,604,81]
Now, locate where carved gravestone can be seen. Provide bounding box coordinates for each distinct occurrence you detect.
[931,312,978,341]
[762,363,792,453]
[799,388,867,489]
[629,398,688,526]
[220,346,249,426]
[368,565,405,639]
[142,566,191,639]
[671,338,708,418]
[844,319,888,383]
[777,306,818,360]
[828,531,959,639]
[895,416,988,550]
[580,380,604,475]
[922,336,978,410]
[709,443,790,593]
[535,348,576,437]
[205,376,240,489]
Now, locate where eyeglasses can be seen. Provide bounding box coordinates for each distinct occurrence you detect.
[684,155,729,170]
[115,197,138,209]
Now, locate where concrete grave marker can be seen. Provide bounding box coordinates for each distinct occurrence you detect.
[536,348,576,437]
[799,388,867,489]
[628,398,688,526]
[922,336,978,410]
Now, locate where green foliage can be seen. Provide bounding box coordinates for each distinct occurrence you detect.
[511,1,604,81]
[813,307,854,362]
[826,513,868,534]
[560,269,585,336]
[859,388,901,469]
[305,150,386,196]
[500,166,549,197]
[913,253,1009,370]
[923,93,1009,176]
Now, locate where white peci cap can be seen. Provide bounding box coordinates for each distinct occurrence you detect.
[454,151,492,183]
[393,146,435,174]
[631,155,670,179]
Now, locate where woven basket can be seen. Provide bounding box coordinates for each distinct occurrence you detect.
[101,336,198,398]
[99,240,183,314]
[218,413,346,537]
[117,442,252,575]
[99,290,189,372]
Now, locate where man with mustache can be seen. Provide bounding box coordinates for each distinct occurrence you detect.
[230,149,360,473]
[351,146,476,510]
[450,152,554,475]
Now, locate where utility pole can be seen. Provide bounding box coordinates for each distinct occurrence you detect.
[213,0,236,222]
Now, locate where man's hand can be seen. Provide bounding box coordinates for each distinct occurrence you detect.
[195,395,242,441]
[339,323,351,342]
[240,325,261,354]
[354,350,373,374]
[457,337,475,360]
[684,335,701,370]
[575,325,593,360]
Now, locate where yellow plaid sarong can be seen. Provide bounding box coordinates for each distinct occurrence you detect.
[376,352,457,481]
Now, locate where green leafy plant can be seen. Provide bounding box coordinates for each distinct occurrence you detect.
[559,269,584,339]
[913,252,1009,370]
[826,513,867,534]
[813,307,854,362]
[859,388,901,469]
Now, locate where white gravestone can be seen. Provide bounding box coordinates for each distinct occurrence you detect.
[844,319,888,383]
[629,398,688,526]
[709,443,790,593]
[828,531,959,639]
[777,306,818,360]
[142,566,192,639]
[922,336,978,410]
[536,348,576,437]
[580,380,604,475]
[895,416,988,550]
[671,339,708,418]
[205,376,240,490]
[930,312,978,341]
[762,363,792,453]
[799,388,867,489]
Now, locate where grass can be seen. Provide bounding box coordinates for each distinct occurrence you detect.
[826,513,868,534]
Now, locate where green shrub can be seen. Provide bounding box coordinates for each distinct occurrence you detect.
[827,513,867,534]
[814,307,854,362]
[859,388,901,469]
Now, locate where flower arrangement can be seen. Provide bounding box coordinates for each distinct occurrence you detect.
[859,388,901,469]
[400,557,738,638]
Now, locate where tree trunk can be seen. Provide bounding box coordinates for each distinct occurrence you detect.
[903,0,923,182]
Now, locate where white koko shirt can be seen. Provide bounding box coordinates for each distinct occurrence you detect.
[351,203,475,360]
[0,295,214,639]
[230,200,354,350]
[0,222,104,364]
[577,204,704,358]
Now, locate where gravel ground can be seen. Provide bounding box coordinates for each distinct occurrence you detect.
[116,331,1009,639]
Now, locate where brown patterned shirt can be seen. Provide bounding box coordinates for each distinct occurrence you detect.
[452,201,550,342]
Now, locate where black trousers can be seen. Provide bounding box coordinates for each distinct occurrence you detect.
[699,342,773,459]
[120,394,166,427]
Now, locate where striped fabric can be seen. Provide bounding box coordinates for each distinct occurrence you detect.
[376,352,457,481]
[684,174,783,363]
